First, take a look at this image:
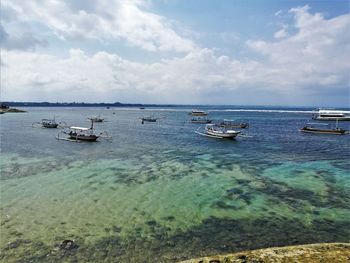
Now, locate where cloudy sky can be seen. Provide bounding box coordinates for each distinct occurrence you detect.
[1,0,349,106]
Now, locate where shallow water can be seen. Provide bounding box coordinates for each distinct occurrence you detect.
[1,106,349,262]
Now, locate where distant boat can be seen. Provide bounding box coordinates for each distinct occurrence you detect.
[88,115,104,122]
[189,110,208,116]
[141,116,158,124]
[32,117,65,128]
[299,122,347,135]
[191,117,212,124]
[196,124,241,139]
[312,109,350,121]
[140,107,145,109]
[218,119,249,129]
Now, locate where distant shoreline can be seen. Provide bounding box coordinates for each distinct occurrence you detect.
[2,102,349,110]
[1,102,160,108]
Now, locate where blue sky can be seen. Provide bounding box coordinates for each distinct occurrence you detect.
[1,0,349,106]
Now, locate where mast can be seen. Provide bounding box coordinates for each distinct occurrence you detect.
[90,119,94,130]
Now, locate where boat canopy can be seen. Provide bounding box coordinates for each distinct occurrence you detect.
[318,109,350,114]
[70,126,90,131]
[306,123,330,126]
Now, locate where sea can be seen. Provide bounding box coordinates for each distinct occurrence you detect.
[1,105,349,262]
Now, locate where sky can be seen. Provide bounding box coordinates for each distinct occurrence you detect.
[1,0,349,106]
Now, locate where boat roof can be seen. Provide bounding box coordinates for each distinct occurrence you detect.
[318,109,350,114]
[70,126,90,131]
[306,123,330,126]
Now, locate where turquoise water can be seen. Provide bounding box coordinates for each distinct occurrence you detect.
[1,106,349,262]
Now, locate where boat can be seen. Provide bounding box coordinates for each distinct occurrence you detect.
[141,116,158,124]
[299,122,348,135]
[218,119,249,129]
[32,117,65,128]
[67,127,99,141]
[312,109,350,121]
[196,124,241,139]
[88,115,104,122]
[41,119,59,128]
[189,110,208,116]
[191,117,212,124]
[56,120,110,142]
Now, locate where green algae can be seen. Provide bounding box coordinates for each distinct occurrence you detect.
[1,153,349,263]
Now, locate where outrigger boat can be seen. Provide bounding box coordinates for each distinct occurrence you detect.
[56,120,111,142]
[141,116,158,124]
[88,115,104,122]
[196,124,241,139]
[217,119,249,129]
[191,117,212,124]
[312,109,350,121]
[299,122,348,135]
[32,117,67,128]
[189,110,208,116]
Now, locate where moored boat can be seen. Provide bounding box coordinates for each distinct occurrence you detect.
[312,109,350,121]
[189,110,208,116]
[218,119,249,129]
[141,116,158,124]
[56,119,110,142]
[191,117,212,124]
[32,117,66,128]
[196,124,241,139]
[67,127,99,141]
[88,115,104,122]
[299,123,348,135]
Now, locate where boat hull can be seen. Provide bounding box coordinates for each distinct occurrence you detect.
[68,135,99,141]
[299,128,347,135]
[42,123,58,128]
[142,118,157,122]
[191,119,212,124]
[314,117,350,121]
[205,130,240,138]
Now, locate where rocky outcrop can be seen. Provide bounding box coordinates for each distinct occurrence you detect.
[0,108,26,113]
[179,243,350,263]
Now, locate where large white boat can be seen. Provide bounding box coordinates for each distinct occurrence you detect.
[312,109,350,121]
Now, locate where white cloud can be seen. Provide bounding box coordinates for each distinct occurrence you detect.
[274,25,289,39]
[1,5,349,106]
[247,6,350,91]
[1,0,195,52]
[1,48,269,103]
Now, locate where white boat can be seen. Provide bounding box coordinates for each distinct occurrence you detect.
[189,110,208,116]
[312,109,350,121]
[56,120,111,142]
[33,118,58,128]
[32,117,67,128]
[196,124,241,139]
